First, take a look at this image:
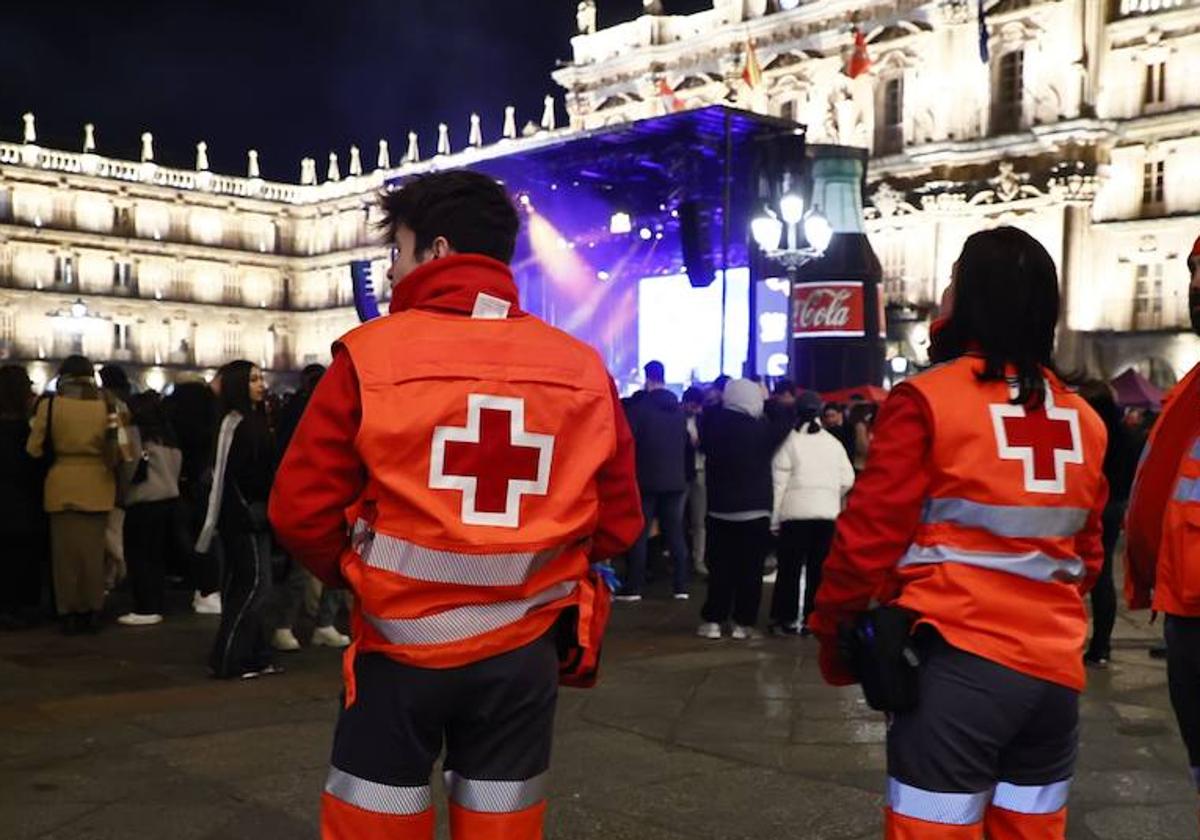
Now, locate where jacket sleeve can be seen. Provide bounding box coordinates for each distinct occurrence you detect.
[268,348,366,587]
[1076,474,1110,596]
[25,397,48,459]
[810,386,934,685]
[589,377,645,562]
[770,436,793,530]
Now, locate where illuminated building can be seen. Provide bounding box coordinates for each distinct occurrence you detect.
[4,0,1199,391]
[557,0,1200,384]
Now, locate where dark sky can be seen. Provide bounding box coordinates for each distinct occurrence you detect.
[0,0,711,183]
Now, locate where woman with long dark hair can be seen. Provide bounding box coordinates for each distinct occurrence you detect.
[811,227,1110,840]
[197,360,279,678]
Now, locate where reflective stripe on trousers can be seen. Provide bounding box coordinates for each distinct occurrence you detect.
[888,777,1071,823]
[899,544,1084,583]
[921,498,1088,539]
[444,770,548,813]
[887,778,990,825]
[355,522,564,587]
[364,580,577,646]
[990,779,1071,814]
[324,766,431,815]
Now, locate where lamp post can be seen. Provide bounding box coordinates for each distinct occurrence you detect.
[750,194,832,380]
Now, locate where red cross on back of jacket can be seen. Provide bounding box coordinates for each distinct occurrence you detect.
[894,355,1108,690]
[337,303,623,681]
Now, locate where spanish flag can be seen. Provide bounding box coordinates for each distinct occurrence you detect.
[846,28,871,79]
[741,39,763,89]
[657,79,685,113]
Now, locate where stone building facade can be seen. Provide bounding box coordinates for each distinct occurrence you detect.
[556,0,1200,385]
[3,0,1198,391]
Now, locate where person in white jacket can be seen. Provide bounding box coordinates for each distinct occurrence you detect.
[769,391,855,636]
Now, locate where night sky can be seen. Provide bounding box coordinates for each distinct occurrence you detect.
[0,0,711,183]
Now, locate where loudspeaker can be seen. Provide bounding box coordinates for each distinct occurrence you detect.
[678,200,715,288]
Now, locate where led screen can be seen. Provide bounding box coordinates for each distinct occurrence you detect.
[637,268,749,385]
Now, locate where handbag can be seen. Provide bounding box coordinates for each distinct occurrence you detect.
[838,605,921,713]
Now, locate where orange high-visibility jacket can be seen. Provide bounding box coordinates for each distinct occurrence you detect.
[1126,364,1200,616]
[894,357,1108,690]
[335,303,629,699]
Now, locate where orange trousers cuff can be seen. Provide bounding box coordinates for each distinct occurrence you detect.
[320,791,435,840]
[449,800,546,840]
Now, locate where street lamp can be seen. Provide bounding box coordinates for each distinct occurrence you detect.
[750,198,832,379]
[70,298,88,319]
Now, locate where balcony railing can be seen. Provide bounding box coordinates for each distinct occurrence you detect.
[1114,0,1197,18]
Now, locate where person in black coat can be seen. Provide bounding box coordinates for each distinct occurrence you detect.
[617,360,691,600]
[165,379,222,611]
[0,366,46,626]
[1080,380,1142,667]
[697,378,792,640]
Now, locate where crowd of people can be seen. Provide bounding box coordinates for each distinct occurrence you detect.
[616,363,868,642]
[3,166,1197,840]
[0,356,350,678]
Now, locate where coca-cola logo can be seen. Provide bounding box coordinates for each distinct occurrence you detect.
[797,289,853,329]
[793,282,866,338]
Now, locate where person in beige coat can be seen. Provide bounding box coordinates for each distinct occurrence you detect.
[26,355,125,634]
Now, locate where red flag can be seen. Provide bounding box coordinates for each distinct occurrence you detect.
[657,79,685,112]
[741,39,763,89]
[846,28,871,79]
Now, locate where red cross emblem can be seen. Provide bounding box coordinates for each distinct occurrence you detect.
[990,386,1083,494]
[429,395,554,527]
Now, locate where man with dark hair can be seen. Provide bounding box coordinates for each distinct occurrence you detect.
[1126,233,1200,827]
[618,359,691,601]
[270,169,643,840]
[378,169,520,268]
[643,359,665,385]
[822,402,854,460]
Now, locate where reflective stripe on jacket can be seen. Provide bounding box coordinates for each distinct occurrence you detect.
[894,356,1108,690]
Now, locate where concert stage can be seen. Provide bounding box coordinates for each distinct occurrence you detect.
[367,105,882,392]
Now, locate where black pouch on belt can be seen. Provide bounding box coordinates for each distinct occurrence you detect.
[837,605,921,713]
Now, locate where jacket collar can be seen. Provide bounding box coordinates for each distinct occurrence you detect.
[389,254,523,317]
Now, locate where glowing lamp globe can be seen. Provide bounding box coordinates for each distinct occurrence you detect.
[804,213,833,253]
[751,215,783,251]
[779,193,805,225]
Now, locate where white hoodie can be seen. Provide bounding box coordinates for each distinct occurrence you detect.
[771,424,856,527]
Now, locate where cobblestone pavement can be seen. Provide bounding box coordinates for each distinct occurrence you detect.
[0,579,1193,839]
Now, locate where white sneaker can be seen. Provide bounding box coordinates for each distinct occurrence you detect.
[312,625,351,648]
[673,592,690,601]
[192,591,222,615]
[117,613,163,626]
[731,624,760,640]
[613,594,642,603]
[272,628,301,651]
[696,622,722,640]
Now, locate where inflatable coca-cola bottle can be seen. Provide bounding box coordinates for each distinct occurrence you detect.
[791,145,884,392]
